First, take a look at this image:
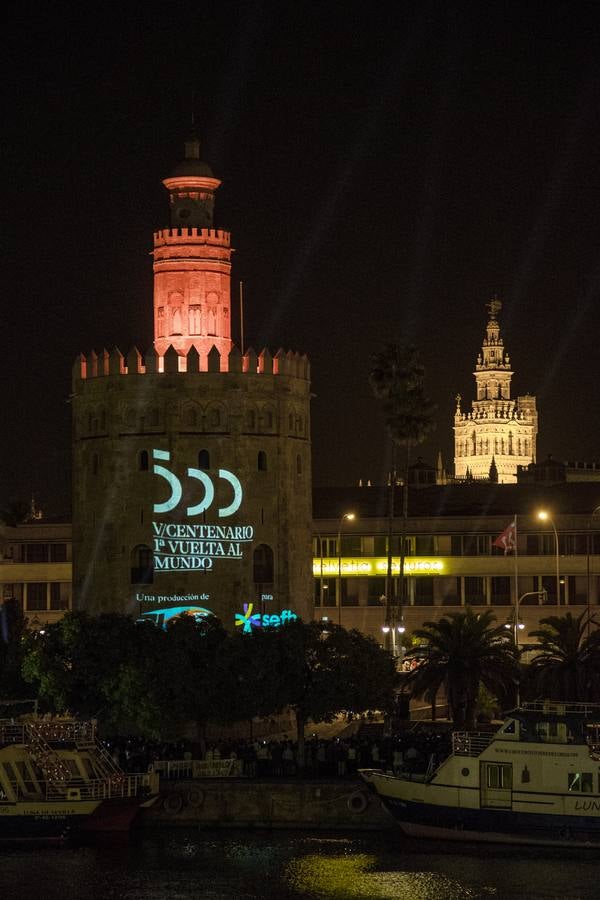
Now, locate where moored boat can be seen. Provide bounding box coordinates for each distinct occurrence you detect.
[0,713,159,843]
[361,701,600,847]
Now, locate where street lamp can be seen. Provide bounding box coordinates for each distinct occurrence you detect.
[537,510,560,606]
[587,506,600,637]
[506,589,547,649]
[337,512,356,627]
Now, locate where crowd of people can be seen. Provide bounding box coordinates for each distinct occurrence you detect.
[106,728,452,779]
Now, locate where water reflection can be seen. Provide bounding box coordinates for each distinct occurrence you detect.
[286,853,476,899]
[1,829,600,900]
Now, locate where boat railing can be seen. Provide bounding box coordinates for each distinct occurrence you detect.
[452,732,495,757]
[0,719,96,746]
[521,701,600,716]
[45,772,157,802]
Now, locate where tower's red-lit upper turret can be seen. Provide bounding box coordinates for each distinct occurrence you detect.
[153,136,232,360]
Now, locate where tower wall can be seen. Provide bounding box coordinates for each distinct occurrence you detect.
[72,346,313,627]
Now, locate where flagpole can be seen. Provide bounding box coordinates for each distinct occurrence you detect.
[513,514,519,641]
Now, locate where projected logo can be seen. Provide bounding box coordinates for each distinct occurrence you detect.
[151,450,254,572]
[235,603,298,634]
[139,605,214,630]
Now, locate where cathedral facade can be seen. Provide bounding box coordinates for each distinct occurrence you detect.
[71,139,313,627]
[454,300,537,484]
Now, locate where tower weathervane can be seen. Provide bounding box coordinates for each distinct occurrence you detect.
[487,297,502,319]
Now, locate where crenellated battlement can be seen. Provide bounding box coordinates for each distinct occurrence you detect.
[73,344,310,383]
[153,228,230,246]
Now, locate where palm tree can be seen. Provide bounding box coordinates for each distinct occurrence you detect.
[526,612,598,702]
[369,345,436,633]
[405,608,520,729]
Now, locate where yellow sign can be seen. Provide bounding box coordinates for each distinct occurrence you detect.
[312,557,444,577]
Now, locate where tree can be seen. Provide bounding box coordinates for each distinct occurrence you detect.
[237,621,397,766]
[405,608,520,729]
[369,345,436,635]
[526,612,598,703]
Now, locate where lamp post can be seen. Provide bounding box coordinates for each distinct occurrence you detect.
[537,510,560,606]
[314,531,325,609]
[586,506,600,638]
[337,512,356,627]
[507,590,547,649]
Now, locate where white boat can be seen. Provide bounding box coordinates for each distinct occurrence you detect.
[361,701,600,847]
[0,714,159,843]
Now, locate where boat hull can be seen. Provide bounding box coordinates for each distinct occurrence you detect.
[380,794,600,848]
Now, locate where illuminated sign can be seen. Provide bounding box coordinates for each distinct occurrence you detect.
[235,603,298,634]
[312,557,445,577]
[139,605,214,629]
[150,449,253,573]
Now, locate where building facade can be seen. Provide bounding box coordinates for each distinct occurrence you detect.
[313,482,600,645]
[72,139,313,627]
[0,520,72,629]
[454,299,537,483]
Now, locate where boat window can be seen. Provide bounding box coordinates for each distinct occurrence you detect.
[486,764,512,790]
[15,761,38,794]
[2,761,18,789]
[81,758,96,779]
[66,759,82,777]
[568,772,594,792]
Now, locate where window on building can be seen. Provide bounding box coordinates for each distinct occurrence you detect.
[25,544,48,563]
[414,577,434,605]
[258,450,267,472]
[317,578,336,607]
[451,535,463,556]
[526,534,539,555]
[373,535,388,555]
[26,583,47,611]
[367,577,387,607]
[441,577,461,605]
[341,534,361,554]
[540,576,558,604]
[49,544,67,563]
[296,454,302,476]
[415,535,435,555]
[464,576,485,604]
[341,578,359,606]
[49,583,69,610]
[139,450,149,472]
[463,534,490,555]
[253,544,274,584]
[491,577,511,606]
[130,545,153,585]
[198,449,210,469]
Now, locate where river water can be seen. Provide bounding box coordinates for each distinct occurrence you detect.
[1,828,599,899]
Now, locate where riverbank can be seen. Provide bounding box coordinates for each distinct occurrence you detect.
[141,778,396,830]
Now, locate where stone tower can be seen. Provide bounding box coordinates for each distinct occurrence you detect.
[72,139,313,627]
[454,299,537,483]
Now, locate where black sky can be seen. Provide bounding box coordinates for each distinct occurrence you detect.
[3,1,600,515]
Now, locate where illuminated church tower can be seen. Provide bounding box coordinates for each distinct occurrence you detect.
[454,299,537,483]
[71,139,313,626]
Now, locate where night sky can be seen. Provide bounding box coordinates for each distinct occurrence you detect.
[4,2,600,516]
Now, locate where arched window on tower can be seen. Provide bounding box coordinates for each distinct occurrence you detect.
[131,544,153,584]
[198,449,210,470]
[253,544,274,585]
[91,453,100,475]
[258,450,267,472]
[296,454,302,475]
[139,450,149,472]
[508,432,513,455]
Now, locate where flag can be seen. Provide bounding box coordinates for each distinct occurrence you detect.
[494,520,516,555]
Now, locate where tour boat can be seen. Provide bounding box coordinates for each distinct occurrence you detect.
[0,714,159,842]
[361,701,600,847]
